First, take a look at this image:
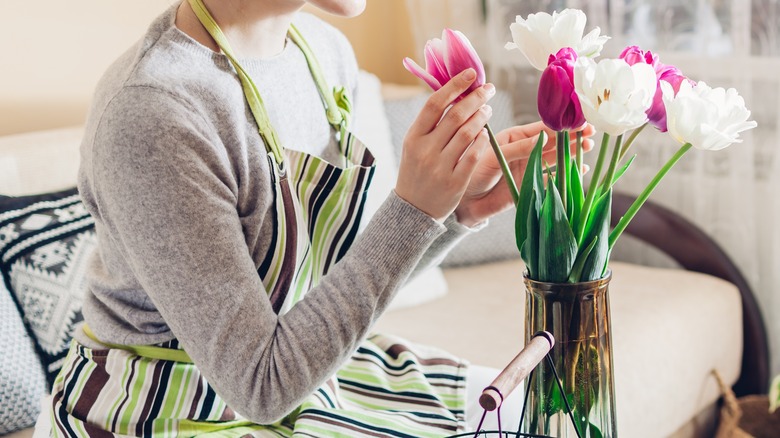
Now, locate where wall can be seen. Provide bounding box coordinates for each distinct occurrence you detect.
[0,0,416,136]
[0,0,178,135]
[305,1,417,86]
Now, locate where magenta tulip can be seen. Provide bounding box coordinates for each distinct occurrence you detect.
[403,29,486,100]
[538,48,585,131]
[619,45,689,132]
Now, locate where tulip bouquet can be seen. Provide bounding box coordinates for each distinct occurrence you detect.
[507,9,757,284]
[405,8,757,438]
[405,10,756,284]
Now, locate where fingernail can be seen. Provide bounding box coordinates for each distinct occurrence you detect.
[462,68,476,81]
[483,83,496,96]
[482,105,493,115]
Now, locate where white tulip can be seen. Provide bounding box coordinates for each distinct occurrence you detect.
[662,80,757,151]
[574,58,657,136]
[505,9,609,71]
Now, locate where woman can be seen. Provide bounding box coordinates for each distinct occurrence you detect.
[48,0,592,435]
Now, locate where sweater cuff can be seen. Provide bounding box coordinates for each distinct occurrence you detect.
[416,213,485,269]
[351,190,446,274]
[447,212,489,234]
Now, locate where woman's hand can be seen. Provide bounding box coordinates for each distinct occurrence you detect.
[395,69,496,222]
[453,122,596,227]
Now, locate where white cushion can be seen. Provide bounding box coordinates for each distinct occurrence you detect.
[353,70,448,311]
[0,127,83,196]
[373,259,742,438]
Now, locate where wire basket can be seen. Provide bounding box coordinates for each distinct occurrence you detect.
[447,331,582,438]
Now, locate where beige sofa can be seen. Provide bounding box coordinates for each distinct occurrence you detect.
[0,72,761,436]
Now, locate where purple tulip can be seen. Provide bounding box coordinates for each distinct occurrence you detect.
[538,48,585,132]
[403,29,486,101]
[619,45,690,132]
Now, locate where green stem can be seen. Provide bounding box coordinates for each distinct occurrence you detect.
[486,123,520,206]
[577,133,610,241]
[576,131,583,176]
[557,130,567,213]
[599,134,623,194]
[609,143,693,248]
[620,123,647,160]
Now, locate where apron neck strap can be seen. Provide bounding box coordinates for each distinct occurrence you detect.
[186,0,351,166]
[288,24,351,130]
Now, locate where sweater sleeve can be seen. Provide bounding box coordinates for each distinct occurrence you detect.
[410,214,487,274]
[88,87,446,423]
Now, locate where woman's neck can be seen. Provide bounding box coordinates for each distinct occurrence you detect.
[175,0,303,59]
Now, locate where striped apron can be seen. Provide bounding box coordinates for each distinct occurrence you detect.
[49,1,467,436]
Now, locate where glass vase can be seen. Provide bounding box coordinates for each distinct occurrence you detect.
[521,271,617,438]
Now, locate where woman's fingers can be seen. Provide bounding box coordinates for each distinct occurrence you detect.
[498,131,595,165]
[539,137,595,167]
[441,104,493,166]
[499,122,596,146]
[454,128,490,178]
[408,69,479,136]
[432,83,496,147]
[396,71,491,223]
[499,132,549,162]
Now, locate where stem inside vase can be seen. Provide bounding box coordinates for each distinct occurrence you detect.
[522,272,617,438]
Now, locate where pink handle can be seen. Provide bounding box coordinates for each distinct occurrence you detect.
[479,331,554,411]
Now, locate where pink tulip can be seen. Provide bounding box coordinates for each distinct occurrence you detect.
[403,29,486,100]
[538,48,585,131]
[619,45,690,132]
[620,45,659,67]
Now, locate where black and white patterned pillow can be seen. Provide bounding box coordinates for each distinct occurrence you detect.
[0,188,96,385]
[0,281,47,435]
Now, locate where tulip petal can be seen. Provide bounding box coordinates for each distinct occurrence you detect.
[425,38,450,86]
[574,58,657,136]
[538,66,571,131]
[443,29,486,92]
[538,51,583,131]
[403,57,443,91]
[577,28,609,58]
[662,79,756,150]
[509,18,554,70]
[550,9,586,48]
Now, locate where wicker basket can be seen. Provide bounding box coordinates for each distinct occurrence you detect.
[714,371,780,438]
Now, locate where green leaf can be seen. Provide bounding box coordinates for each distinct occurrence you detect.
[589,422,605,438]
[543,376,567,417]
[520,191,540,278]
[568,236,598,283]
[555,130,571,216]
[515,133,545,254]
[579,188,612,281]
[609,154,636,190]
[569,161,585,231]
[538,178,578,282]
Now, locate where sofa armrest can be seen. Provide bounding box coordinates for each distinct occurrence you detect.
[612,191,769,396]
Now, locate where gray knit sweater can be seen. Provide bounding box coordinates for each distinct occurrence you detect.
[76,5,471,423]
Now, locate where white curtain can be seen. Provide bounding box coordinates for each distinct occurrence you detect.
[406,0,780,375]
